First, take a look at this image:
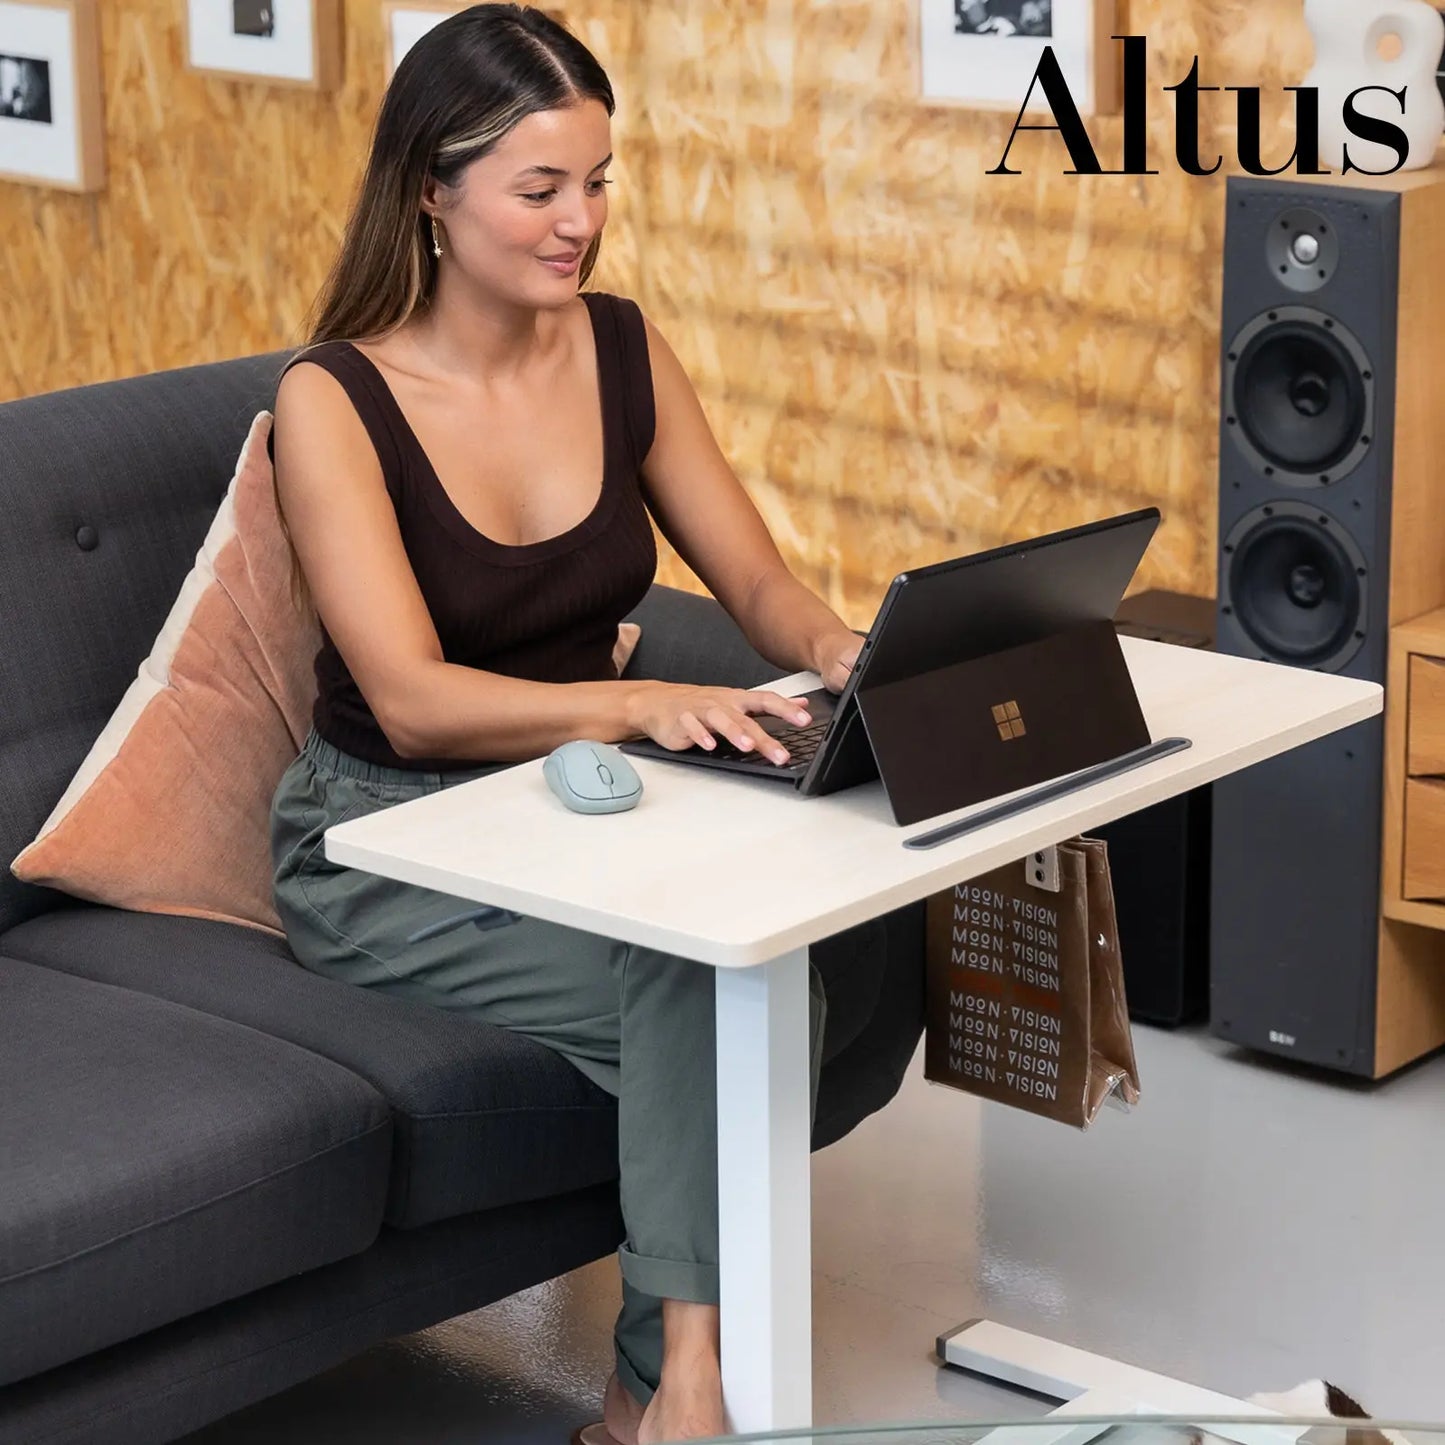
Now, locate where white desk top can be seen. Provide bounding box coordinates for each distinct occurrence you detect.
[325,638,1382,968]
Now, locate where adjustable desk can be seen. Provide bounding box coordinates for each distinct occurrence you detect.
[325,637,1381,1436]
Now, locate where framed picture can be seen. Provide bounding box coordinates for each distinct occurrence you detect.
[185,0,343,91]
[382,1,465,79]
[382,2,568,79]
[0,0,103,191]
[918,0,1121,116]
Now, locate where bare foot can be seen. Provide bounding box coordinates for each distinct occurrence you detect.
[635,1364,727,1443]
[602,1370,647,1445]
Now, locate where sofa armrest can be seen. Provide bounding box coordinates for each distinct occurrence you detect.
[622,584,784,691]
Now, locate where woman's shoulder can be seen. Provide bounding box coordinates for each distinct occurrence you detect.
[278,337,362,388]
[278,337,408,411]
[298,335,382,366]
[580,293,656,459]
[273,339,382,434]
[271,340,400,476]
[582,289,646,323]
[581,291,654,358]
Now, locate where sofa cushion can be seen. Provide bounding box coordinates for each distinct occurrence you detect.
[0,956,393,1387]
[9,412,322,939]
[0,1187,627,1445]
[0,908,621,1231]
[1,896,908,1236]
[0,352,295,941]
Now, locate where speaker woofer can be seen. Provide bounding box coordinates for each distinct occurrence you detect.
[1224,306,1375,484]
[1221,501,1368,671]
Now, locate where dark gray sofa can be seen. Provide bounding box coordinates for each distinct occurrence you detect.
[0,352,925,1445]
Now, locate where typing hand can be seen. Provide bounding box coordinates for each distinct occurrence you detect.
[811,630,863,694]
[626,682,812,766]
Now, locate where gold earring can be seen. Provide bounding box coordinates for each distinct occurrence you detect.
[430,215,443,259]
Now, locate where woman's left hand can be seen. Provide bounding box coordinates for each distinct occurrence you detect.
[811,629,864,694]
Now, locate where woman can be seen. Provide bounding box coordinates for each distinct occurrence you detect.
[268,7,865,1442]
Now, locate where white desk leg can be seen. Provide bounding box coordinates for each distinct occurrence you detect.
[714,947,814,1435]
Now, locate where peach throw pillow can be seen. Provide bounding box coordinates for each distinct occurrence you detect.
[10,412,321,937]
[10,410,646,939]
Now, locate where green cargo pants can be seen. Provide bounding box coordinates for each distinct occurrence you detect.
[271,726,827,1407]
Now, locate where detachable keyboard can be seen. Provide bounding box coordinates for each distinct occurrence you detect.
[701,718,831,766]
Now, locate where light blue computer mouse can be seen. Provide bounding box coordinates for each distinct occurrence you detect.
[542,740,644,814]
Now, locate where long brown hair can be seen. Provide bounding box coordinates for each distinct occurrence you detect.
[274,4,616,614]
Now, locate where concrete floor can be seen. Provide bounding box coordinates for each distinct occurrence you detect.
[183,1024,1445,1443]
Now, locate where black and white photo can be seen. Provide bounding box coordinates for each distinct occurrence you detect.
[0,52,51,123]
[921,0,1117,114]
[955,0,1053,39]
[232,1,276,39]
[0,1,104,191]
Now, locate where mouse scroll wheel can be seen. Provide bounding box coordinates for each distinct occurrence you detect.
[597,763,615,787]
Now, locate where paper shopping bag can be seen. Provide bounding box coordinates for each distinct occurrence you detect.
[923,838,1141,1128]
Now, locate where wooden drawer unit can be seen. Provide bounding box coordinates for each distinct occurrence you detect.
[1405,778,1445,901]
[1386,613,1445,926]
[1407,654,1445,777]
[1403,652,1445,903]
[1378,611,1445,1074]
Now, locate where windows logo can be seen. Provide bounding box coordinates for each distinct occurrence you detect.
[992,701,1027,741]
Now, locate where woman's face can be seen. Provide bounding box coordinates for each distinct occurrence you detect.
[434,98,612,307]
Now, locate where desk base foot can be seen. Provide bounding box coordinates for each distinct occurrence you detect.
[937,1320,1302,1445]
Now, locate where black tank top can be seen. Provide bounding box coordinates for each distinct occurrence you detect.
[275,291,659,770]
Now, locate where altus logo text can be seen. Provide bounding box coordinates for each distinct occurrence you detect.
[991,35,1418,178]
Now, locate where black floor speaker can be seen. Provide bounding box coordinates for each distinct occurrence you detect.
[1100,590,1214,1028]
[1209,170,1445,1078]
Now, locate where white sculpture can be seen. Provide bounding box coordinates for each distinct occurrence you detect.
[1304,0,1445,172]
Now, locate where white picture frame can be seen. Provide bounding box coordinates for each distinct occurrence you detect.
[918,0,1120,117]
[0,0,103,192]
[382,1,465,80]
[381,2,570,80]
[185,0,342,91]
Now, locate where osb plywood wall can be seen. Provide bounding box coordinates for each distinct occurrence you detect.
[4,0,1326,622]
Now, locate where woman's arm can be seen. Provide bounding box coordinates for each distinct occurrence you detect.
[638,316,863,692]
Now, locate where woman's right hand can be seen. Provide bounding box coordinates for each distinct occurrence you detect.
[625,682,813,766]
